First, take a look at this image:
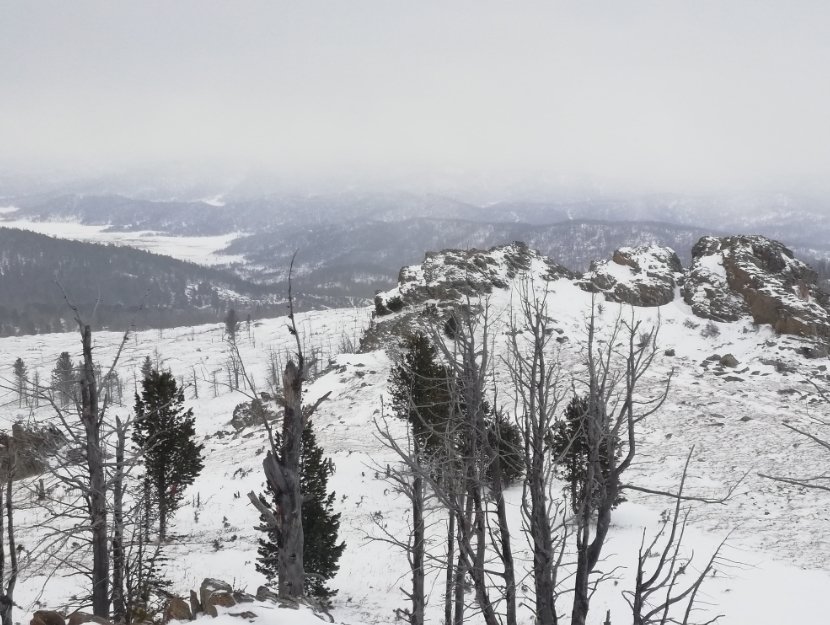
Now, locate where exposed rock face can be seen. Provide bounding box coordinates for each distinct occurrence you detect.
[684,235,830,338]
[162,597,192,624]
[381,241,573,310]
[66,613,112,625]
[31,612,65,625]
[579,245,683,307]
[200,578,236,618]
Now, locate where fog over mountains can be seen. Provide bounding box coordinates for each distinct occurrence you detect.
[2,187,827,320]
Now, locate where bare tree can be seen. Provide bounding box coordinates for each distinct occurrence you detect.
[0,434,20,625]
[503,281,568,625]
[627,449,728,625]
[569,305,672,625]
[760,379,830,492]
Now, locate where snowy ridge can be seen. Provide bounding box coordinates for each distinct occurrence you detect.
[0,236,828,624]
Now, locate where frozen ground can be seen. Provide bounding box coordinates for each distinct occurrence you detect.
[0,211,244,266]
[0,267,828,623]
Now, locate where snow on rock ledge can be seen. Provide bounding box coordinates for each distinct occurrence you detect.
[684,235,830,338]
[379,241,573,309]
[578,245,683,307]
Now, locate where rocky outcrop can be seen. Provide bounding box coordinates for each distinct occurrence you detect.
[31,612,65,625]
[200,578,236,618]
[162,598,192,624]
[684,235,830,338]
[579,245,683,307]
[377,242,573,312]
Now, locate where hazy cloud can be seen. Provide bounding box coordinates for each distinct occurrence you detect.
[1,1,829,193]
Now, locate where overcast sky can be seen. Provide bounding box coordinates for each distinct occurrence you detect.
[1,1,829,194]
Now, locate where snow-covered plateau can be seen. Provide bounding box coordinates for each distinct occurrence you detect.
[1,237,829,625]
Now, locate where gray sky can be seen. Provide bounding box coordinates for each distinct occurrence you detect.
[2,1,829,194]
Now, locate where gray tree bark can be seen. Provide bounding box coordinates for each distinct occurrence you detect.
[263,359,305,599]
[111,416,127,624]
[80,325,110,618]
[0,437,18,625]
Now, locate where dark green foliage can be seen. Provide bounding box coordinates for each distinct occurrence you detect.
[51,351,75,406]
[374,295,390,317]
[257,418,345,604]
[485,412,524,486]
[389,333,454,456]
[549,395,623,514]
[443,314,458,340]
[12,357,27,407]
[133,369,204,539]
[139,356,153,383]
[386,296,405,313]
[224,308,239,341]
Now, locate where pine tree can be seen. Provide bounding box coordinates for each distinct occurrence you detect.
[51,351,75,406]
[257,417,344,604]
[133,368,204,541]
[549,395,623,514]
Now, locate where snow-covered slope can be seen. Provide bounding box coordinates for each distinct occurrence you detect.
[0,237,828,625]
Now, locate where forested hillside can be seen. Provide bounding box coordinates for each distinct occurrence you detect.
[0,228,281,336]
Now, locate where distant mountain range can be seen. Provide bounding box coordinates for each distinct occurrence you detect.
[2,191,828,327]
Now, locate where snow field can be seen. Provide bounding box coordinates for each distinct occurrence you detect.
[0,269,828,624]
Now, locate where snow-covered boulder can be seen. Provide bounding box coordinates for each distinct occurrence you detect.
[578,245,683,307]
[684,235,830,338]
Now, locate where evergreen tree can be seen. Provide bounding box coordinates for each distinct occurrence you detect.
[133,369,204,540]
[51,351,75,406]
[549,395,623,514]
[224,308,239,342]
[12,358,27,408]
[389,333,454,456]
[257,417,344,604]
[485,410,524,486]
[140,356,153,383]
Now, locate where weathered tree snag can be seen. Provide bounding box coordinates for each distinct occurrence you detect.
[79,324,110,618]
[266,359,306,599]
[410,437,425,625]
[0,436,18,625]
[111,416,127,624]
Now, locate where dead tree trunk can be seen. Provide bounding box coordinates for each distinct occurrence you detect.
[410,443,425,625]
[111,416,127,624]
[505,283,565,625]
[80,324,110,618]
[0,437,18,625]
[444,509,455,625]
[262,359,305,599]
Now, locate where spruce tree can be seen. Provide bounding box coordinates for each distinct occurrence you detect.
[140,356,153,383]
[389,333,454,456]
[257,417,344,604]
[549,395,623,514]
[133,368,204,540]
[51,351,75,406]
[12,358,27,408]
